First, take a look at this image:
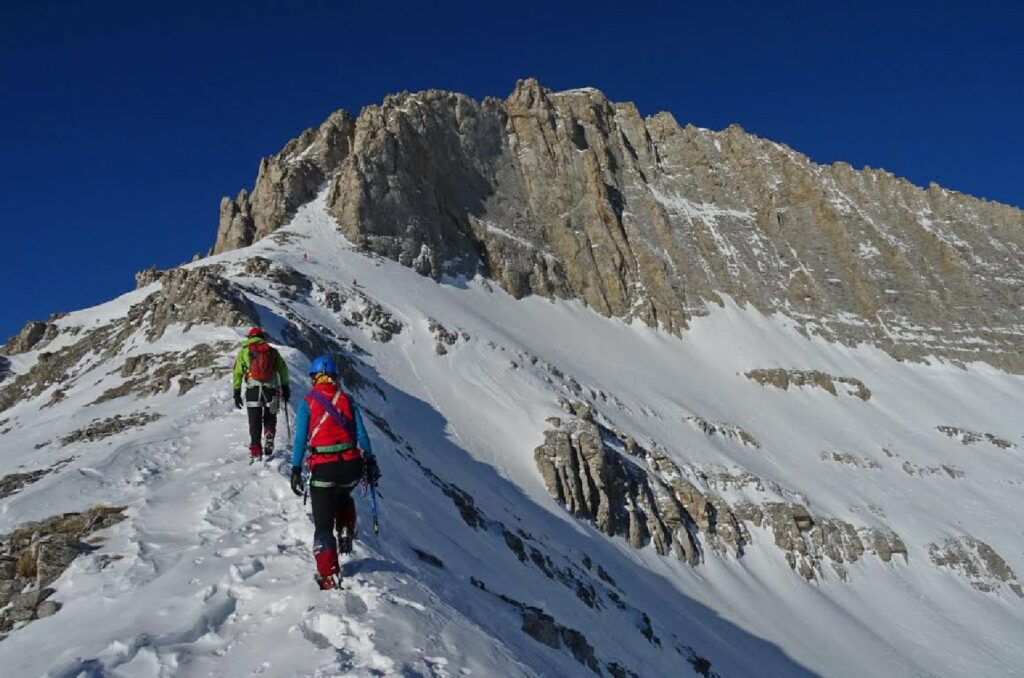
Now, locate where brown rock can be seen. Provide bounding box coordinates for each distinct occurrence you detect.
[212,81,1024,372]
[929,536,1022,597]
[1,320,60,356]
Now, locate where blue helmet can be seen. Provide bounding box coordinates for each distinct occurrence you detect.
[309,355,337,377]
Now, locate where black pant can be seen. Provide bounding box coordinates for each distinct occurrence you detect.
[245,385,278,448]
[311,458,364,548]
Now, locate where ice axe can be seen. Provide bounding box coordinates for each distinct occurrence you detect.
[369,481,379,535]
[282,393,293,442]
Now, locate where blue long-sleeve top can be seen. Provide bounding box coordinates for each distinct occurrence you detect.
[291,396,373,468]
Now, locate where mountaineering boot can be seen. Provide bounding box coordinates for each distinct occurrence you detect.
[338,526,354,555]
[313,536,340,590]
[249,443,262,463]
[336,499,356,554]
[315,573,338,590]
[263,428,276,458]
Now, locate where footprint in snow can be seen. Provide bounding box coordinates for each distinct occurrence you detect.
[299,612,393,672]
[77,467,106,480]
[344,592,368,616]
[230,558,265,582]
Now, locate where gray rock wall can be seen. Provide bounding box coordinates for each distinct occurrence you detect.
[213,80,1024,371]
[534,403,907,582]
[214,111,355,254]
[0,507,127,637]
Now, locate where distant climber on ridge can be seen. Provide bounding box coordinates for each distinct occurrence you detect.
[289,355,380,590]
[232,327,290,461]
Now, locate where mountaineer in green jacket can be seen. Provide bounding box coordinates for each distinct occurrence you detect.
[232,327,290,461]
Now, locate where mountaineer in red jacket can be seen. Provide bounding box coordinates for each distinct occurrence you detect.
[290,355,380,590]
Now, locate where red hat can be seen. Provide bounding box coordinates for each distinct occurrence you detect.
[247,327,264,338]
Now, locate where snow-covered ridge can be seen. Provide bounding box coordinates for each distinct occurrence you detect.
[0,192,1022,676]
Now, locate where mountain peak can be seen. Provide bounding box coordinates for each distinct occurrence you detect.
[212,82,1024,373]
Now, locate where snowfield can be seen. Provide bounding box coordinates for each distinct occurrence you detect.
[1,191,1022,677]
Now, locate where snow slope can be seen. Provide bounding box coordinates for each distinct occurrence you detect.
[1,191,1022,677]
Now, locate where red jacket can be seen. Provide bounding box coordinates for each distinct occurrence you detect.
[305,383,358,463]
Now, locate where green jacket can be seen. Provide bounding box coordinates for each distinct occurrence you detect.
[232,337,290,390]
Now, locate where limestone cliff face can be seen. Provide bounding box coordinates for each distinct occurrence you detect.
[533,402,906,582]
[215,111,355,254]
[214,79,1024,371]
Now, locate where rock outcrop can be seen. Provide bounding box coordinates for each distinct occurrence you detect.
[928,536,1023,597]
[745,369,871,400]
[312,279,404,344]
[900,461,965,479]
[214,80,1024,372]
[0,506,126,638]
[936,425,1016,450]
[535,407,704,564]
[134,266,165,289]
[59,411,164,446]
[215,111,356,253]
[137,266,258,342]
[0,267,257,413]
[535,401,907,582]
[734,503,906,581]
[684,415,760,448]
[820,451,882,469]
[90,341,235,405]
[427,319,468,355]
[0,282,247,367]
[1,318,61,356]
[0,458,73,500]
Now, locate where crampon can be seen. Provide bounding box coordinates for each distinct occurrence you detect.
[315,574,341,590]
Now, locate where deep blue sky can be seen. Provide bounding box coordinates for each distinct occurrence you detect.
[2,1,1021,339]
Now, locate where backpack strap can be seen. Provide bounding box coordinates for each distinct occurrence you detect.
[308,391,339,443]
[244,383,270,407]
[307,390,355,442]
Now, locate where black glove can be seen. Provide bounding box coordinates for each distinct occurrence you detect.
[290,466,303,496]
[233,389,243,409]
[362,455,381,485]
[281,384,291,402]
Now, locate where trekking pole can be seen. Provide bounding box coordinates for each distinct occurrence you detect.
[283,398,293,442]
[370,481,379,535]
[303,466,310,507]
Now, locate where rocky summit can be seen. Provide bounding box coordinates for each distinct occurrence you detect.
[215,79,1024,372]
